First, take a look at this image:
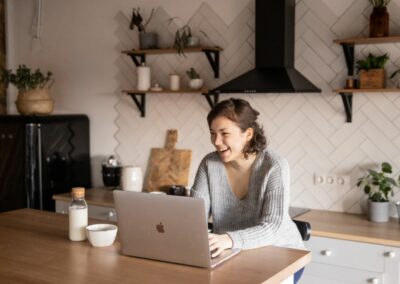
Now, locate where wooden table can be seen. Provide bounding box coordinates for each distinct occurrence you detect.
[0,209,310,284]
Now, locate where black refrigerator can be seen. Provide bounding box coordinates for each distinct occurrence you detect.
[0,115,92,212]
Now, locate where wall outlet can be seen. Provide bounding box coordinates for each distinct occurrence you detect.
[314,173,350,187]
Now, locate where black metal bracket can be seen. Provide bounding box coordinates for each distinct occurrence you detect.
[126,92,146,117]
[128,54,146,66]
[202,49,220,78]
[339,92,353,123]
[338,43,355,122]
[341,44,355,76]
[202,92,219,109]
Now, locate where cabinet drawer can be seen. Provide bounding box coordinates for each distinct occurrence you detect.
[88,204,117,222]
[302,262,385,284]
[306,236,385,273]
[55,200,117,222]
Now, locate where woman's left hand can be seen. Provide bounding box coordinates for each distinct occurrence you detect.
[208,233,233,257]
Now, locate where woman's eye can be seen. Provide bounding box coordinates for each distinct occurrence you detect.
[222,133,229,136]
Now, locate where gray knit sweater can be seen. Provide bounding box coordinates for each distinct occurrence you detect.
[191,150,305,250]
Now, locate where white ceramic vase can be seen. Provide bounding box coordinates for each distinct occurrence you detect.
[120,166,143,192]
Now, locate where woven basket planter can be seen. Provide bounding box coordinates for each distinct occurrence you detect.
[15,88,54,115]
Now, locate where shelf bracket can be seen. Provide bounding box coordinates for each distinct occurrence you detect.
[126,92,146,117]
[202,92,219,109]
[202,49,220,78]
[128,54,146,66]
[339,92,353,123]
[341,44,355,76]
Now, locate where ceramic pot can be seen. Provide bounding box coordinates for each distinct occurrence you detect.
[367,200,389,222]
[189,78,204,90]
[15,88,54,115]
[369,7,389,37]
[120,166,143,192]
[139,32,158,49]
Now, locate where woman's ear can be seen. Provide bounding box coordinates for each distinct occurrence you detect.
[245,128,254,141]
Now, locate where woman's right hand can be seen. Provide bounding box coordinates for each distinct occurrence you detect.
[208,233,233,257]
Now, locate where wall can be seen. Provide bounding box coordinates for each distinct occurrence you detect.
[7,0,400,214]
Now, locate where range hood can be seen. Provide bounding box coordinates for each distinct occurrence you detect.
[212,0,320,94]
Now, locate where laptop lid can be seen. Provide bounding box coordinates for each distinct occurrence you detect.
[114,190,213,268]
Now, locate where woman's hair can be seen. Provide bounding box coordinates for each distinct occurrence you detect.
[207,98,267,157]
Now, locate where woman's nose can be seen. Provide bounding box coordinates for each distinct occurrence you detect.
[213,134,222,146]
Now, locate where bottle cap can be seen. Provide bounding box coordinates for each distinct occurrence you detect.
[71,187,85,198]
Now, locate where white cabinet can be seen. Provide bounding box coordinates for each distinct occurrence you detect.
[55,200,117,222]
[301,236,400,284]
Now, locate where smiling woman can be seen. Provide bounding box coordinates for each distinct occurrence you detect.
[191,98,307,283]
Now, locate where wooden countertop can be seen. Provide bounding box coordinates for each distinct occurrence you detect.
[296,210,400,247]
[0,209,310,284]
[53,188,115,207]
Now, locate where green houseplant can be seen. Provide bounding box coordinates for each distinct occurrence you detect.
[1,65,54,115]
[167,17,208,56]
[129,7,157,49]
[356,53,389,89]
[186,68,203,90]
[369,0,391,37]
[357,162,400,222]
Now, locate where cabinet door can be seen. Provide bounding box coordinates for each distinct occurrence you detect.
[302,262,384,284]
[306,236,385,273]
[384,246,400,284]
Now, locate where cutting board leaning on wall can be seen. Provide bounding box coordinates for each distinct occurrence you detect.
[145,129,192,192]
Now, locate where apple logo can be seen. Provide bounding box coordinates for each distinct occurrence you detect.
[156,222,165,233]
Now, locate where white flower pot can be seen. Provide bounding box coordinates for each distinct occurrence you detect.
[189,79,204,90]
[367,200,389,222]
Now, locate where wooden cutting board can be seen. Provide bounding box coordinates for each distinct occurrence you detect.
[145,129,192,192]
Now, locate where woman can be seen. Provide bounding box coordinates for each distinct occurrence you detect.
[191,98,305,282]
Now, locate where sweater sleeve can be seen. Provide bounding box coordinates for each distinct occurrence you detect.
[190,157,211,219]
[227,157,290,249]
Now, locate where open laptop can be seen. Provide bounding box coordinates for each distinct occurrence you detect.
[113,190,241,268]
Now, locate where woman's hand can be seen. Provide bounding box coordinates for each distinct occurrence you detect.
[208,233,233,257]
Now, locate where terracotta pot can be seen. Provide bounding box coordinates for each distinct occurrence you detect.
[15,88,54,115]
[369,7,389,37]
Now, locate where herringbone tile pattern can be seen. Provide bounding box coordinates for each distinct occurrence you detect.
[115,0,400,214]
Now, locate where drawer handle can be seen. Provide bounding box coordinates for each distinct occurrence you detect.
[384,251,396,258]
[108,211,115,218]
[368,277,380,284]
[321,250,332,256]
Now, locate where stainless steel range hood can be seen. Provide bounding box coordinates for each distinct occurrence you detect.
[211,0,320,94]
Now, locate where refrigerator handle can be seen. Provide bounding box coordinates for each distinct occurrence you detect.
[26,124,36,209]
[37,124,43,210]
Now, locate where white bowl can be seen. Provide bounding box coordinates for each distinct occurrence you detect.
[86,224,118,247]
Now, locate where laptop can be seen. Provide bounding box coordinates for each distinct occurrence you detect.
[113,190,241,268]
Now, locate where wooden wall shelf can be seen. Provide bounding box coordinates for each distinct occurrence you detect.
[122,46,222,78]
[333,36,400,122]
[122,90,219,117]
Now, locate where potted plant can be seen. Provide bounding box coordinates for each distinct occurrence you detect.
[167,18,207,56]
[1,65,54,115]
[186,68,204,90]
[357,162,400,222]
[369,0,391,37]
[356,53,389,89]
[129,7,157,49]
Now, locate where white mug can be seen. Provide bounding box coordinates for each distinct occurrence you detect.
[120,166,143,192]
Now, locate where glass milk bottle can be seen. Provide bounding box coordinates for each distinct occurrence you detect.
[69,187,88,241]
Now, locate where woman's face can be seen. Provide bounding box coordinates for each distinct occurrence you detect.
[210,116,253,163]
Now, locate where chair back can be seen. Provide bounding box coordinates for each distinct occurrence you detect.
[293,220,311,241]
